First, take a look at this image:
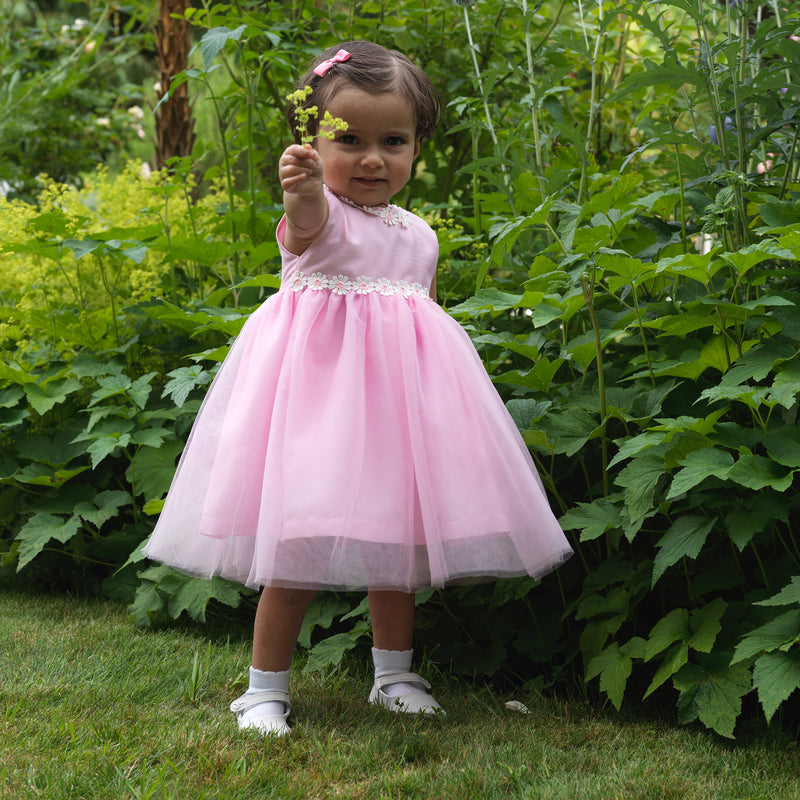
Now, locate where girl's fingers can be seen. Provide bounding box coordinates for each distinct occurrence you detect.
[280,145,322,192]
[282,144,319,165]
[281,172,309,190]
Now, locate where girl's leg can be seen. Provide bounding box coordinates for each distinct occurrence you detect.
[367,590,443,715]
[233,586,316,736]
[368,590,414,651]
[253,586,317,671]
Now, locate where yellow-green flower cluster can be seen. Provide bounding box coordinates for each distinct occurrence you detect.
[287,85,348,146]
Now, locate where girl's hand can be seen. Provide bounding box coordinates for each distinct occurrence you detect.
[279,144,323,195]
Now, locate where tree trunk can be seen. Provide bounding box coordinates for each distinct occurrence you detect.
[154,0,195,170]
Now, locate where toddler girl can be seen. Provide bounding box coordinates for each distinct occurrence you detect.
[143,40,572,736]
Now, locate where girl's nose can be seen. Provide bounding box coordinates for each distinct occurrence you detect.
[361,148,384,168]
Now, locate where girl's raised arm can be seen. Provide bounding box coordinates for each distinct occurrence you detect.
[279,144,329,256]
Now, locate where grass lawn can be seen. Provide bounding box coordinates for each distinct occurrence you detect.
[1,590,798,799]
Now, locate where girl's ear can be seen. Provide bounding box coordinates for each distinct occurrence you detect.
[413,137,421,159]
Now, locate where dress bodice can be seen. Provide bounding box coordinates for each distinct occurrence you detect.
[276,187,439,295]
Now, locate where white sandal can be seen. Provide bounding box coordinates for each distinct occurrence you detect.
[369,672,444,716]
[230,689,291,736]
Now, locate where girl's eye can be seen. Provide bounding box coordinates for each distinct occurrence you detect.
[385,136,404,146]
[338,134,358,144]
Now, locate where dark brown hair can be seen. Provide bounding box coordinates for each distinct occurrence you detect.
[287,40,440,143]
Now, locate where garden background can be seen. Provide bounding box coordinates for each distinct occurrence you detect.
[2,0,800,742]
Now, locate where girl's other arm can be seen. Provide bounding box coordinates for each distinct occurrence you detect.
[429,271,437,302]
[279,144,329,255]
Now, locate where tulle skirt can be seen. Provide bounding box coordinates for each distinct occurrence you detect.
[142,288,573,591]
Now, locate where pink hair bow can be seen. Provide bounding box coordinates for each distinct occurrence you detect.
[314,49,351,77]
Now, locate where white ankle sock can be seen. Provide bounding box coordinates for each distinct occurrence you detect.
[242,666,289,720]
[372,647,417,697]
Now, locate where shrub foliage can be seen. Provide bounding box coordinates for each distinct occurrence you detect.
[1,0,800,738]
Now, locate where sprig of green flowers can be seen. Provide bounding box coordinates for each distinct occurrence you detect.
[287,86,348,146]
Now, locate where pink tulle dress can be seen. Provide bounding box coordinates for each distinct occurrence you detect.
[142,188,573,591]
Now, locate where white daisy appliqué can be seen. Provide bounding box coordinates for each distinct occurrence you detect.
[330,275,353,295]
[308,272,328,290]
[283,273,431,300]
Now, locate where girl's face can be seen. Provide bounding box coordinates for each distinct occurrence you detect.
[315,86,420,207]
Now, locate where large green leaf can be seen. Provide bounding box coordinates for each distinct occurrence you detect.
[165,574,242,622]
[505,398,550,432]
[448,288,523,316]
[23,377,83,415]
[73,490,130,528]
[725,493,788,551]
[609,432,665,468]
[597,251,657,287]
[163,366,213,408]
[585,638,646,710]
[653,251,723,284]
[752,650,800,723]
[720,242,789,277]
[576,587,630,621]
[494,358,565,394]
[615,453,666,520]
[616,53,707,92]
[14,430,85,469]
[298,594,352,649]
[127,373,156,410]
[645,608,689,660]
[688,598,728,654]
[727,454,794,492]
[304,619,372,674]
[86,433,131,469]
[197,25,247,71]
[770,360,800,409]
[129,579,166,628]
[559,497,623,542]
[128,439,183,501]
[644,642,689,699]
[535,407,601,456]
[756,576,800,607]
[731,610,800,664]
[674,656,751,739]
[11,462,90,488]
[762,428,800,468]
[667,448,734,499]
[16,512,82,571]
[652,515,716,586]
[129,428,171,449]
[88,374,132,407]
[644,598,726,663]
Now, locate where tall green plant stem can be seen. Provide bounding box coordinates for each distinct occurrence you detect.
[204,81,241,299]
[462,3,499,149]
[697,1,730,169]
[606,279,656,387]
[578,0,606,204]
[521,0,544,186]
[778,125,799,201]
[697,0,748,247]
[728,2,751,246]
[580,271,609,497]
[471,131,482,236]
[160,187,179,305]
[96,255,120,348]
[230,42,263,243]
[667,117,689,253]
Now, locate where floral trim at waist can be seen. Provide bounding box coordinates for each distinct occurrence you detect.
[283,272,432,300]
